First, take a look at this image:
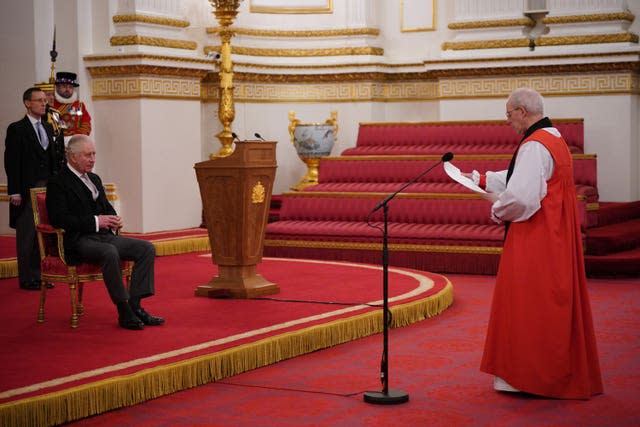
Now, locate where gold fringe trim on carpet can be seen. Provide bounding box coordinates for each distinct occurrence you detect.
[0,259,17,279]
[0,281,453,427]
[151,236,211,257]
[0,236,210,279]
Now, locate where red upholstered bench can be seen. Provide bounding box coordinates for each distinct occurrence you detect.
[264,192,504,274]
[310,154,598,228]
[342,119,584,156]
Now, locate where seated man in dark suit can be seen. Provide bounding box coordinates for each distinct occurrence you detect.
[46,134,164,330]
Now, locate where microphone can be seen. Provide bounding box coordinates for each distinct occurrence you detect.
[370,152,454,214]
[254,133,266,141]
[231,132,241,142]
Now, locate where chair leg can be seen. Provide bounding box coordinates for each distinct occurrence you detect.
[69,281,80,328]
[77,282,85,316]
[37,279,48,323]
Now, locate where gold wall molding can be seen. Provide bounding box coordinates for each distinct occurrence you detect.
[249,0,333,14]
[202,80,437,103]
[232,61,423,70]
[84,53,214,65]
[110,35,197,50]
[443,34,639,51]
[427,61,640,78]
[112,14,190,27]
[92,76,201,99]
[448,18,534,30]
[231,71,431,83]
[200,70,638,103]
[424,51,640,65]
[206,27,379,37]
[204,45,383,57]
[543,12,635,25]
[437,73,639,99]
[87,65,209,79]
[537,33,639,46]
[442,38,530,50]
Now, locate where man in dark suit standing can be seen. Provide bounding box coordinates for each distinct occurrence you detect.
[46,134,164,330]
[4,87,60,290]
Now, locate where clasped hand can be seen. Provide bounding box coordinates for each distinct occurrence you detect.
[98,215,123,231]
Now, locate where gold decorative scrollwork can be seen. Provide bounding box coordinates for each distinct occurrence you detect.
[112,14,190,28]
[448,18,534,30]
[252,181,266,204]
[206,27,380,37]
[204,46,384,57]
[543,12,635,25]
[110,35,197,50]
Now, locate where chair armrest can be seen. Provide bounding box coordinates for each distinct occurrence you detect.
[36,224,58,233]
[35,224,68,264]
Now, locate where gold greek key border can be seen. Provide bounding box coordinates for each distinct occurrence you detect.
[110,35,197,50]
[448,18,534,30]
[203,45,384,57]
[112,14,190,28]
[543,12,635,25]
[437,73,639,99]
[92,77,201,99]
[202,80,439,103]
[87,65,209,79]
[206,27,379,37]
[200,71,638,103]
[264,239,503,255]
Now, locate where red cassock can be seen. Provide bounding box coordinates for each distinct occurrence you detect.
[480,129,603,399]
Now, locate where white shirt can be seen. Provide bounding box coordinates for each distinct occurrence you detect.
[475,128,557,223]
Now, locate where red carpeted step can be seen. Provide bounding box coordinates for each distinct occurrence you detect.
[585,218,640,255]
[585,245,640,277]
[596,201,640,227]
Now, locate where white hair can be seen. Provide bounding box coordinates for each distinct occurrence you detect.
[508,87,544,115]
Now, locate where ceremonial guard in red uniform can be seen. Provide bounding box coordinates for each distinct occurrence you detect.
[52,71,92,142]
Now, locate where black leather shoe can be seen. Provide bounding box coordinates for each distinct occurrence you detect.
[133,307,165,326]
[119,316,144,330]
[45,282,55,289]
[19,280,41,291]
[117,302,144,330]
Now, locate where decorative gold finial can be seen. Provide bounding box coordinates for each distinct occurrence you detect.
[209,0,243,158]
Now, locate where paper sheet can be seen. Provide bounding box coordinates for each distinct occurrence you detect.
[444,162,487,194]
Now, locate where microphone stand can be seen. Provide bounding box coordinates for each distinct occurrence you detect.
[364,155,450,405]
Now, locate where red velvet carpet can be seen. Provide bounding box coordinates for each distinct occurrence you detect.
[67,274,640,427]
[0,254,452,426]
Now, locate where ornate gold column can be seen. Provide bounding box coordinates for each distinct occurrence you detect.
[209,0,242,158]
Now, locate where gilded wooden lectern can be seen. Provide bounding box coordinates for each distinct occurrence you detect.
[194,141,279,298]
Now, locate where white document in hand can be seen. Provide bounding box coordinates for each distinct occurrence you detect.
[444,162,487,194]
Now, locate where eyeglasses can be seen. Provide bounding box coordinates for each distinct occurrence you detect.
[506,107,521,118]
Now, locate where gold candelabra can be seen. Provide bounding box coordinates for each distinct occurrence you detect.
[209,0,242,158]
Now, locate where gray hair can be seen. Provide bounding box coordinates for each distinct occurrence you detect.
[66,134,93,155]
[508,88,544,115]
